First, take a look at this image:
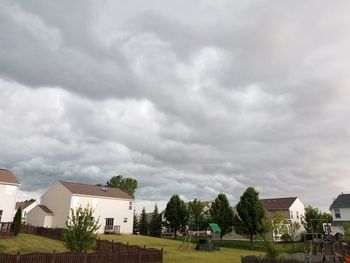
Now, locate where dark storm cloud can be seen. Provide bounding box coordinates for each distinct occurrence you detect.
[1,0,350,211]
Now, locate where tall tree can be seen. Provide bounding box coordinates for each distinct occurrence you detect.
[233,187,266,248]
[149,204,162,237]
[106,175,138,197]
[164,194,187,238]
[13,207,22,236]
[139,207,149,236]
[188,199,208,231]
[64,206,100,252]
[209,193,234,238]
[302,206,332,235]
[133,210,139,234]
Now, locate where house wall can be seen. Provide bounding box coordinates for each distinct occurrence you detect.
[0,183,19,222]
[70,195,134,234]
[22,201,38,223]
[331,207,350,221]
[289,198,305,224]
[40,182,72,228]
[27,206,52,227]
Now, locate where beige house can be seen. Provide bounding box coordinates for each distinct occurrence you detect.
[15,200,38,223]
[27,181,134,234]
[0,169,20,223]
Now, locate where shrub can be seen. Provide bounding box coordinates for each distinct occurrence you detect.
[64,206,100,252]
[13,208,22,236]
[281,233,292,242]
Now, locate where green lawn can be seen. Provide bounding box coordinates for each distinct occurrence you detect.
[0,234,67,254]
[99,234,262,263]
[0,233,265,263]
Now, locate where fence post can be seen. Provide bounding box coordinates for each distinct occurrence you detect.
[83,251,87,263]
[161,248,163,263]
[127,242,129,252]
[138,247,142,263]
[16,251,20,263]
[144,245,146,250]
[51,249,56,263]
[112,239,114,252]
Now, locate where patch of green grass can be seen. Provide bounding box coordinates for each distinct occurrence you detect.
[0,234,67,254]
[100,234,262,263]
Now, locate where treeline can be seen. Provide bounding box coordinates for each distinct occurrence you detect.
[133,186,333,249]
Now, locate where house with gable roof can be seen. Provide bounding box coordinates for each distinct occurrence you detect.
[27,180,134,234]
[0,169,20,223]
[329,193,350,234]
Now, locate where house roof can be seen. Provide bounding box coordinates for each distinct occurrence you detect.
[0,169,20,185]
[59,181,133,200]
[38,205,53,214]
[330,194,350,209]
[16,200,36,210]
[260,197,297,211]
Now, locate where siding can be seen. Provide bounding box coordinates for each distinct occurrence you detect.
[0,183,18,222]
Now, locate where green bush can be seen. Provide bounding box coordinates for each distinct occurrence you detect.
[13,208,22,236]
[280,233,292,242]
[64,206,100,252]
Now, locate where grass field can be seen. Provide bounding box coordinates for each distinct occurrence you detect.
[0,234,67,254]
[100,234,262,263]
[0,233,269,263]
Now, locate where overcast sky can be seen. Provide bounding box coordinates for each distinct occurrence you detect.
[1,0,350,212]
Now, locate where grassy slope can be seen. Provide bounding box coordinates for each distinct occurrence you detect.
[0,234,67,254]
[99,234,262,263]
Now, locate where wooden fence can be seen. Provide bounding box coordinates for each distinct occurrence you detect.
[241,256,310,263]
[0,250,163,263]
[21,224,64,240]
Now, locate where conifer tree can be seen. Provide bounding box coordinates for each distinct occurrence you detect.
[149,204,162,237]
[139,207,149,235]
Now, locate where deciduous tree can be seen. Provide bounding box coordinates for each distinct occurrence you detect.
[188,199,208,231]
[233,187,266,248]
[106,175,138,197]
[164,194,187,238]
[64,206,100,252]
[209,193,234,238]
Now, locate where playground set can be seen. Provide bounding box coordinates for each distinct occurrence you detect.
[178,223,221,252]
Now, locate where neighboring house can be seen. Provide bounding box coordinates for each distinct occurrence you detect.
[260,197,305,240]
[329,193,350,234]
[27,181,134,234]
[0,169,20,223]
[15,200,38,223]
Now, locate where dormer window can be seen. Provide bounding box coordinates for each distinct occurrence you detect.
[334,208,341,219]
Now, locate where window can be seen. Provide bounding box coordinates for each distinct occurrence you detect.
[334,208,341,219]
[124,218,128,223]
[290,211,293,219]
[296,211,299,219]
[105,218,114,226]
[129,202,133,210]
[0,210,2,222]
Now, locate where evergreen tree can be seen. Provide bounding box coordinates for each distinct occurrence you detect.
[164,194,187,238]
[149,204,162,237]
[209,193,234,238]
[233,187,266,248]
[13,207,22,236]
[139,207,149,235]
[133,210,139,234]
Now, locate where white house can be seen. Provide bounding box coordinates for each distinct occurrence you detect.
[0,169,20,223]
[27,181,134,234]
[260,197,305,240]
[329,193,350,234]
[15,200,38,223]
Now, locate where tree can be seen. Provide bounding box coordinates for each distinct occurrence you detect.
[139,207,149,236]
[302,206,332,236]
[64,206,100,252]
[164,194,187,238]
[209,193,234,238]
[149,204,162,237]
[343,222,350,239]
[106,175,138,197]
[233,187,266,248]
[133,210,139,234]
[188,199,209,231]
[270,212,288,242]
[13,207,22,236]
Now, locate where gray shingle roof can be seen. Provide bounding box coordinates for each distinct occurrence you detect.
[260,197,297,211]
[59,181,133,200]
[38,205,53,214]
[330,194,350,209]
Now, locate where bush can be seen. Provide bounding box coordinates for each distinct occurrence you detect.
[280,233,292,242]
[13,208,22,236]
[64,206,100,252]
[265,240,282,259]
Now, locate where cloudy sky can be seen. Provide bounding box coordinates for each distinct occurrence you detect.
[1,0,350,212]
